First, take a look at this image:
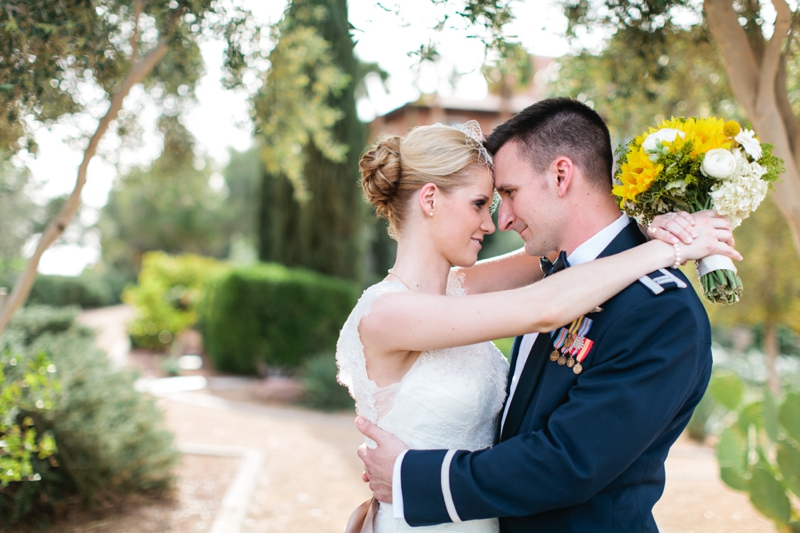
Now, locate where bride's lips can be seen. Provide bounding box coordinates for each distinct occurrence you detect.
[471,238,483,249]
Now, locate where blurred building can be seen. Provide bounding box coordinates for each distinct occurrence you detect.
[369,55,555,139]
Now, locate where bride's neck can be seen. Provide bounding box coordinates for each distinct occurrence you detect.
[390,239,452,295]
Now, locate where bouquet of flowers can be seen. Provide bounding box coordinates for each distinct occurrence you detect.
[613,117,784,304]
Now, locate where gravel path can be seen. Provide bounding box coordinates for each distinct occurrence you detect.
[79,305,777,533]
[162,391,776,533]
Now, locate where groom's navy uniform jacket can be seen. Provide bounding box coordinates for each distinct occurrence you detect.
[399,221,712,533]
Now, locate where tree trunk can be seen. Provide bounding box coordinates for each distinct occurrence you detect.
[763,322,781,394]
[705,0,800,257]
[0,38,169,339]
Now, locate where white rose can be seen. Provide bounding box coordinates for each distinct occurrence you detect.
[701,148,737,179]
[642,128,686,153]
[734,129,763,160]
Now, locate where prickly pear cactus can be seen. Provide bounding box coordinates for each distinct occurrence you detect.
[710,371,800,532]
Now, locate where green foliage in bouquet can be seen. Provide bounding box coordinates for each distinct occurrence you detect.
[124,252,229,350]
[202,263,359,374]
[709,370,800,531]
[0,306,179,524]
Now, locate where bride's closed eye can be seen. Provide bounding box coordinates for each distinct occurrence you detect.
[473,195,491,211]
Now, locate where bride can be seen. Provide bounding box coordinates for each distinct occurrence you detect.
[335,122,738,533]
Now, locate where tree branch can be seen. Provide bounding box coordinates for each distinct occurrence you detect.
[757,0,792,108]
[0,37,170,338]
[775,50,798,155]
[704,0,761,113]
[130,0,143,61]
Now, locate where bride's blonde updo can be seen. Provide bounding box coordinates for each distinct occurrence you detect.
[359,123,491,237]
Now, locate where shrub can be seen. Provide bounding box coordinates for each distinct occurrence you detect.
[300,352,354,411]
[0,306,179,524]
[124,252,228,350]
[26,270,132,309]
[202,263,359,374]
[685,389,717,442]
[0,351,60,486]
[5,305,80,345]
[710,370,800,530]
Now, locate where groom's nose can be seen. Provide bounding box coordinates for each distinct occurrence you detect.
[497,202,515,232]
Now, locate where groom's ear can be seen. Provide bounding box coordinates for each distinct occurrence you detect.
[553,157,574,198]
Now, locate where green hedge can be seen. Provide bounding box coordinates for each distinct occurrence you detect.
[124,252,228,350]
[202,263,359,374]
[300,352,354,411]
[0,306,179,524]
[26,271,131,309]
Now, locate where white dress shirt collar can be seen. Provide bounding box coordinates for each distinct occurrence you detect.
[567,213,630,267]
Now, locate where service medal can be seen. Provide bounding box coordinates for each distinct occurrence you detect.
[550,328,569,363]
[566,357,575,368]
[571,336,585,351]
[573,338,594,375]
[557,354,567,366]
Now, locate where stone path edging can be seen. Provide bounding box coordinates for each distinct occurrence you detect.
[178,443,265,533]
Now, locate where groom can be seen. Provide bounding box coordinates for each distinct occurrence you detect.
[356,98,715,532]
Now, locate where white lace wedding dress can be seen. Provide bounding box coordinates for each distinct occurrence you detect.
[336,274,509,533]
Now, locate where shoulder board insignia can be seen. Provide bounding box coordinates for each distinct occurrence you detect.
[638,268,687,295]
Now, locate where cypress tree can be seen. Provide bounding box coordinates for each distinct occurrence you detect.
[258,0,365,282]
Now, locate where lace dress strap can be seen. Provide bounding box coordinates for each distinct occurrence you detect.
[447,269,469,296]
[335,280,407,423]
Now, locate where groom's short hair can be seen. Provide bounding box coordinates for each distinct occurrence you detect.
[485,98,613,190]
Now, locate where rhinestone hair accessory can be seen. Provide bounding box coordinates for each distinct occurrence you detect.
[431,120,501,214]
[450,120,493,168]
[490,190,502,215]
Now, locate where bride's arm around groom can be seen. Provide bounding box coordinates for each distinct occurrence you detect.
[357,98,725,533]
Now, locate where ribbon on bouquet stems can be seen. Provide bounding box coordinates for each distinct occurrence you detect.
[697,254,742,305]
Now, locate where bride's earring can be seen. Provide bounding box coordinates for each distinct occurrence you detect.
[428,210,434,217]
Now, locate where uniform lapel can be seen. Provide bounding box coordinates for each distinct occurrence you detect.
[500,332,552,442]
[496,335,524,443]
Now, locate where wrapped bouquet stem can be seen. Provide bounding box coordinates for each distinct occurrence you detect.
[613,117,784,304]
[697,255,741,305]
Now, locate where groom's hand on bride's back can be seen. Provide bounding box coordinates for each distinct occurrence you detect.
[356,417,408,503]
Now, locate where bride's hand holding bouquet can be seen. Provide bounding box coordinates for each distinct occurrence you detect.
[613,117,785,304]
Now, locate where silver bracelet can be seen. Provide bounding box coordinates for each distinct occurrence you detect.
[672,242,681,270]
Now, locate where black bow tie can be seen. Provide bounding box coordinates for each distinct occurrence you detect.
[540,251,570,277]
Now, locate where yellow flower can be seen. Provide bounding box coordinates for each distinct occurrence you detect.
[613,148,663,205]
[655,117,732,157]
[723,120,741,137]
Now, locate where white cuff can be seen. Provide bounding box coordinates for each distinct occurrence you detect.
[392,450,408,519]
[441,449,462,523]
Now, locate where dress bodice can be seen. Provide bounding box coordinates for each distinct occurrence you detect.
[336,273,508,533]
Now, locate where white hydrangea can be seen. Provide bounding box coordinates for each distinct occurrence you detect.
[709,149,768,228]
